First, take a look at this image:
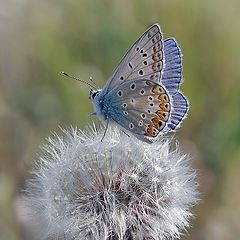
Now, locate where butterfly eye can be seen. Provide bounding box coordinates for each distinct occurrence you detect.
[92,92,97,99]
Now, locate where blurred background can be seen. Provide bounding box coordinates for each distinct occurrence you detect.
[0,0,240,239]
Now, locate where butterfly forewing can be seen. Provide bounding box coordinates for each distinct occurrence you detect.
[103,24,164,93]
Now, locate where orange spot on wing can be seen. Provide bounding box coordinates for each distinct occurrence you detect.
[152,86,163,94]
[152,86,165,94]
[158,94,169,102]
[145,125,159,137]
[146,80,151,86]
[147,125,153,136]
[156,111,168,121]
[160,103,170,111]
[152,117,162,127]
[152,86,159,94]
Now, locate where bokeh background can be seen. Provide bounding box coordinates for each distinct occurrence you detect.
[1,0,240,239]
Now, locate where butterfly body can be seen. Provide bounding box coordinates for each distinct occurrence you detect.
[91,88,128,125]
[90,24,189,143]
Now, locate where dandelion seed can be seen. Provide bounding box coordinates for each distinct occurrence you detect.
[23,125,199,240]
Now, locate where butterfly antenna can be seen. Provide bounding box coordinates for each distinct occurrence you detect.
[89,76,98,88]
[61,71,97,90]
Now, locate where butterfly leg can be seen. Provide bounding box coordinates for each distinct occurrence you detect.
[101,117,109,142]
[121,130,130,137]
[89,112,96,122]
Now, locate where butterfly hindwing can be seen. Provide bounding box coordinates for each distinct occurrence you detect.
[163,91,189,133]
[103,24,164,93]
[105,79,171,141]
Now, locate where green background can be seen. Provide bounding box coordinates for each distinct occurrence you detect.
[0,0,240,239]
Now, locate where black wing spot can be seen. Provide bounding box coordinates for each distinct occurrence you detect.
[122,103,127,108]
[139,70,143,75]
[129,123,134,129]
[120,76,124,80]
[129,63,133,69]
[117,90,123,97]
[148,96,153,101]
[130,83,136,90]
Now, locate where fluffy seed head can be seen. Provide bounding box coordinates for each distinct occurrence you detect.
[23,125,199,239]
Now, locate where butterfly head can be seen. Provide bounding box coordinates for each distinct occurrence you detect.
[89,89,101,102]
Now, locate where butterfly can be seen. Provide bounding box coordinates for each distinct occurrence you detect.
[63,24,189,143]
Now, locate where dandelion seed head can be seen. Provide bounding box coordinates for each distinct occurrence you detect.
[24,125,199,240]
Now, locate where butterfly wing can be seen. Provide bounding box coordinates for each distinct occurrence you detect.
[102,24,164,94]
[104,79,172,142]
[161,38,183,94]
[160,38,189,133]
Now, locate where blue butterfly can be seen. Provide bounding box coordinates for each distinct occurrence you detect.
[64,24,189,143]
